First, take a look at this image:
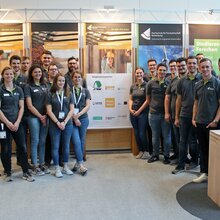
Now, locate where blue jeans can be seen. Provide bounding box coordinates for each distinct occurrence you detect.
[178,117,199,168]
[49,122,73,166]
[71,117,89,164]
[148,113,171,157]
[130,110,149,152]
[28,117,48,165]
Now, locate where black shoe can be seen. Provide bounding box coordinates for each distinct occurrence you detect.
[169,154,178,160]
[148,155,159,163]
[172,166,185,174]
[163,156,170,164]
[186,162,198,170]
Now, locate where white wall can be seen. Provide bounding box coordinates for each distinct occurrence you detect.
[1,0,219,11]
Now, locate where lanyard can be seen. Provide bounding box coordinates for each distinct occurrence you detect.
[56,90,64,111]
[73,86,82,107]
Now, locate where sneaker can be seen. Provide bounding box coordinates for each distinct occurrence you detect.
[136,151,143,159]
[33,166,45,176]
[72,162,80,172]
[148,155,159,163]
[186,162,198,170]
[170,154,178,160]
[141,151,149,159]
[63,167,73,175]
[172,166,185,174]
[39,164,50,174]
[192,173,208,183]
[4,174,13,182]
[55,167,63,178]
[79,164,87,176]
[163,156,170,164]
[23,172,35,182]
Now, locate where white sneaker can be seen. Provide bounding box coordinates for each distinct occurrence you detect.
[79,164,87,176]
[63,167,73,175]
[141,151,149,159]
[55,167,63,178]
[136,151,143,159]
[192,173,208,183]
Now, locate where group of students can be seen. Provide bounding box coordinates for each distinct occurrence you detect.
[0,51,91,182]
[129,55,220,183]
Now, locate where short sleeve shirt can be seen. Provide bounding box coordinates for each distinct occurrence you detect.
[130,81,147,111]
[47,92,74,125]
[195,77,220,124]
[0,84,24,123]
[24,83,48,117]
[165,76,179,119]
[176,73,201,118]
[72,87,91,119]
[147,79,169,114]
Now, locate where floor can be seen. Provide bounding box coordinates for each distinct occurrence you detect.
[0,153,200,220]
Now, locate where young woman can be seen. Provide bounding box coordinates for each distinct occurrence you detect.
[71,71,91,175]
[0,67,34,182]
[24,64,49,175]
[46,73,74,178]
[129,67,149,159]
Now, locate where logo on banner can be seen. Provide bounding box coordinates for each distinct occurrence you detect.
[141,28,151,40]
[105,98,115,108]
[93,81,102,90]
[93,116,103,120]
[93,101,103,105]
[105,86,115,90]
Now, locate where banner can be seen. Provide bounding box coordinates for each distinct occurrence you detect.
[189,24,220,73]
[138,24,183,72]
[87,74,132,129]
[31,23,78,74]
[0,23,23,70]
[85,23,132,129]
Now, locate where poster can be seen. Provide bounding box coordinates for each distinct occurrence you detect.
[0,23,23,70]
[138,24,183,72]
[85,23,132,129]
[189,24,220,73]
[87,74,132,129]
[31,23,78,74]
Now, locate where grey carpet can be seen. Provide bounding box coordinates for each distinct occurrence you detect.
[176,182,220,220]
[0,153,200,220]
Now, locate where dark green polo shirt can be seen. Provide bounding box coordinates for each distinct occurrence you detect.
[166,76,179,120]
[147,79,169,114]
[0,84,24,123]
[14,74,27,90]
[130,81,147,111]
[177,73,202,118]
[195,76,220,124]
[47,92,74,125]
[72,87,91,119]
[24,83,48,117]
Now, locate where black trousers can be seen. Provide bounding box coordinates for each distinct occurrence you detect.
[1,124,29,175]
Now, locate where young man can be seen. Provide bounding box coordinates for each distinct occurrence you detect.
[21,56,31,76]
[192,58,220,183]
[40,50,53,79]
[164,59,179,162]
[147,63,171,164]
[172,56,201,174]
[65,56,78,88]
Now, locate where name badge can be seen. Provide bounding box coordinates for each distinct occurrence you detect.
[33,89,39,92]
[58,111,65,120]
[0,131,6,139]
[3,93,10,97]
[74,108,79,114]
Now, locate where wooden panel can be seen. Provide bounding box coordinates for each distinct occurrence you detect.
[208,130,220,207]
[86,128,133,151]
